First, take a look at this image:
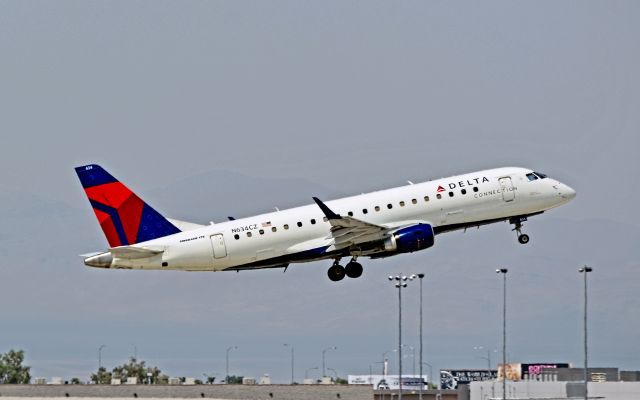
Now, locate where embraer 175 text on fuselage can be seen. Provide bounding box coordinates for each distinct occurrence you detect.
[76,165,575,281]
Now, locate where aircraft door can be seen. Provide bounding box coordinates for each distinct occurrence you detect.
[210,234,228,259]
[499,177,515,202]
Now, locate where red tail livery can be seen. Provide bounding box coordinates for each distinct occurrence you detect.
[75,164,180,247]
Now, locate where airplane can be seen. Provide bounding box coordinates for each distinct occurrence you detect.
[75,164,575,281]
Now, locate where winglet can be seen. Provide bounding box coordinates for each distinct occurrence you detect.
[312,197,341,220]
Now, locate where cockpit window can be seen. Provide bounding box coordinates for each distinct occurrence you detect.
[526,173,538,181]
[533,171,548,179]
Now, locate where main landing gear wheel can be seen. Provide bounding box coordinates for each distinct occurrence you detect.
[327,264,346,282]
[345,261,363,279]
[518,234,530,244]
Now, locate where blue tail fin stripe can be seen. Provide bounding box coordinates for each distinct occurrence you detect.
[136,203,181,243]
[75,165,118,188]
[90,200,130,246]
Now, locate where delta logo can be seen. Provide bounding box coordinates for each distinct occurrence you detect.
[438,177,490,191]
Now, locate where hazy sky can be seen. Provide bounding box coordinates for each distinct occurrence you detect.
[1,1,639,383]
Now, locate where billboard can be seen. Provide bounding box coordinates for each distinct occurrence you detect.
[497,363,571,381]
[440,370,497,389]
[348,375,426,390]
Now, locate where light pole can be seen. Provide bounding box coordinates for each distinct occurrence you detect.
[98,345,106,370]
[382,349,396,376]
[284,344,294,384]
[322,346,337,378]
[579,266,593,400]
[474,346,496,377]
[422,362,433,388]
[496,268,508,400]
[305,367,319,380]
[389,274,416,400]
[225,346,238,383]
[417,273,425,400]
[401,345,416,376]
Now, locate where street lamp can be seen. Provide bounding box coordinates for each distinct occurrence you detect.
[381,349,396,376]
[389,273,416,400]
[225,346,238,384]
[322,346,337,378]
[401,345,416,376]
[496,268,508,400]
[284,344,294,384]
[98,345,106,370]
[474,346,496,376]
[579,266,593,400]
[421,362,433,388]
[305,367,319,380]
[417,273,425,400]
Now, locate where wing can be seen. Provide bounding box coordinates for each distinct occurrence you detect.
[312,197,404,249]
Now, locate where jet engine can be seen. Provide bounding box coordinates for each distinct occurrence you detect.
[383,223,435,253]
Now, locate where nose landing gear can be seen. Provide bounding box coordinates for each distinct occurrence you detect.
[327,257,363,281]
[510,216,530,245]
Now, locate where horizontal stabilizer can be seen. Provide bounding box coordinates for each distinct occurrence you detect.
[109,246,164,259]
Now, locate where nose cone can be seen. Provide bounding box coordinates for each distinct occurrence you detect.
[560,183,576,201]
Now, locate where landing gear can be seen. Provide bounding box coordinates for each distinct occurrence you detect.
[345,259,363,278]
[510,216,530,245]
[327,257,363,281]
[327,260,346,282]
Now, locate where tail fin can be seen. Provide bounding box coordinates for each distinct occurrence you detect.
[75,164,181,247]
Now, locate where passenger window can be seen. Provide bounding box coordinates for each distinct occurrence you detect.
[461,189,467,195]
[449,192,454,197]
[297,222,302,227]
[473,187,478,192]
[387,204,393,209]
[348,211,354,216]
[234,234,240,240]
[362,208,368,214]
[411,199,417,204]
[259,229,264,235]
[375,206,381,212]
[310,219,316,225]
[247,232,252,238]
[436,193,442,200]
[399,201,405,207]
[284,224,289,230]
[424,196,429,202]
[271,227,277,232]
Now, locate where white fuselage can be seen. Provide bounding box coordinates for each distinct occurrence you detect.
[101,167,575,271]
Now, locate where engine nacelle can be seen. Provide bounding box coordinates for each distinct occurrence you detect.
[383,223,435,254]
